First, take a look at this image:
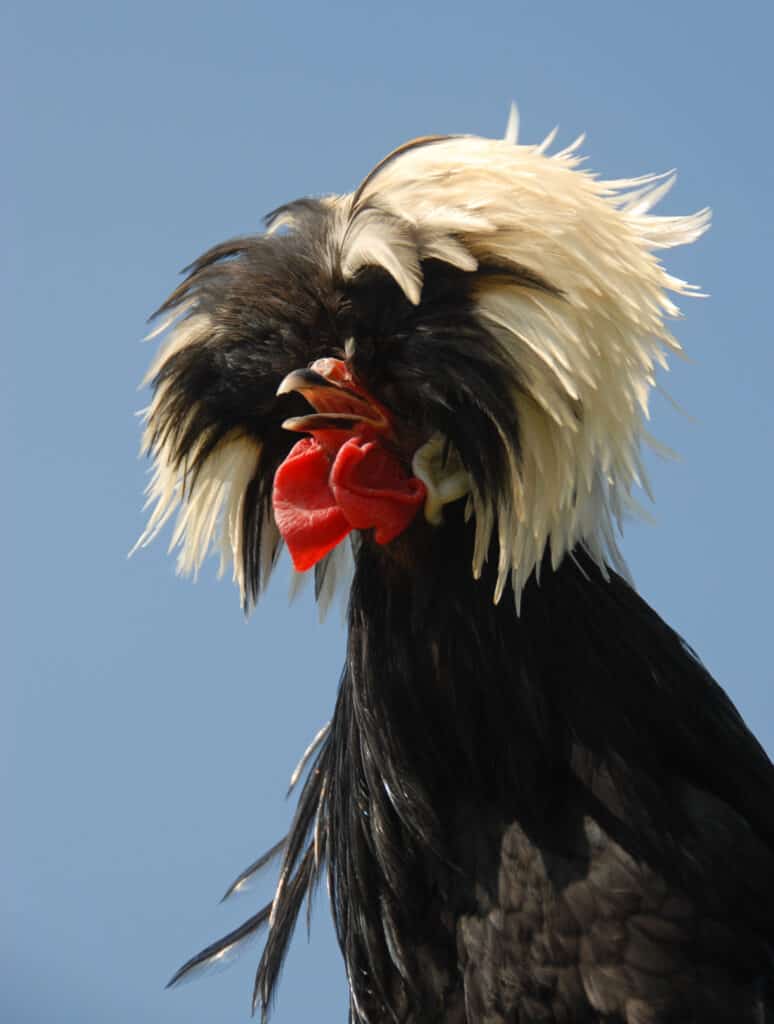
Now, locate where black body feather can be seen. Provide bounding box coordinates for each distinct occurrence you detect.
[171,518,774,1021]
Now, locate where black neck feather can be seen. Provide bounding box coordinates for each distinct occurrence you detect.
[192,510,774,1021]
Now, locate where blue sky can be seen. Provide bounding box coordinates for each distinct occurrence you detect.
[5,2,773,1021]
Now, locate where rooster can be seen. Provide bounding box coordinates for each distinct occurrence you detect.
[136,111,774,1022]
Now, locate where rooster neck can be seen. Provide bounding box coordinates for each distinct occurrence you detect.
[336,508,774,848]
[342,516,591,830]
[338,510,764,841]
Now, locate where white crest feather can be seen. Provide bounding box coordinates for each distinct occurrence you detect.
[504,103,519,145]
[334,127,709,603]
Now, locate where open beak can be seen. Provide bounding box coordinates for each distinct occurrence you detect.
[277,358,391,436]
[276,358,471,535]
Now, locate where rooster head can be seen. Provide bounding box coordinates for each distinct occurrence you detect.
[135,112,709,608]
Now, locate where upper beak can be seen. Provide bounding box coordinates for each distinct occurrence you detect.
[276,359,391,435]
[276,367,338,397]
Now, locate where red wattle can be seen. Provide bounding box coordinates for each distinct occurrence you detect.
[330,438,426,545]
[272,434,427,572]
[272,437,352,572]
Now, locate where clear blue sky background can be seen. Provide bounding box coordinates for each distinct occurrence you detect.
[5,2,773,1021]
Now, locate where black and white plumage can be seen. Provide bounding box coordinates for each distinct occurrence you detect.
[136,113,774,1022]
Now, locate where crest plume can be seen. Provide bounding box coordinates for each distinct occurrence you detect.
[136,115,709,608]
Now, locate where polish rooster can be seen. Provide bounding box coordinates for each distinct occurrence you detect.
[136,111,774,1022]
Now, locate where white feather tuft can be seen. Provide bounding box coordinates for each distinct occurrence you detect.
[504,103,519,145]
[133,429,262,602]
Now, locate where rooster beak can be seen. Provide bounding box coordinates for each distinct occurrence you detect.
[277,360,391,435]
